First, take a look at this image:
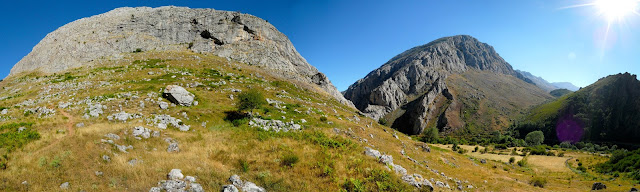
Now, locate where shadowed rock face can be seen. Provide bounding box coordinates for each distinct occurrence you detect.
[11,6,352,107]
[344,35,519,135]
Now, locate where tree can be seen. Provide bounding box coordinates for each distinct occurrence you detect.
[237,89,266,113]
[525,131,545,146]
[421,127,439,143]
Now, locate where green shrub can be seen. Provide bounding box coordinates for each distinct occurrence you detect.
[557,152,565,157]
[281,153,299,167]
[473,146,479,152]
[517,158,528,167]
[529,177,547,188]
[237,89,267,112]
[319,116,328,122]
[378,118,389,126]
[133,48,142,53]
[509,157,516,164]
[341,178,365,192]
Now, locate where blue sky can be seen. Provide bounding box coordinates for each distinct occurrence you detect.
[1,0,639,90]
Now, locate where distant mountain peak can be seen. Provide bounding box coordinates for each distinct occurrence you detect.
[344,35,550,135]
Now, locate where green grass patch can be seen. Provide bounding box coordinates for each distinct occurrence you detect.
[134,59,167,69]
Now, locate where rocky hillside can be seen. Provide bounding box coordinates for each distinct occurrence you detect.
[344,35,552,136]
[10,6,351,106]
[514,72,640,146]
[515,70,558,92]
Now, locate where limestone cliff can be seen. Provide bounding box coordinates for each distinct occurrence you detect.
[10,6,352,106]
[344,35,551,135]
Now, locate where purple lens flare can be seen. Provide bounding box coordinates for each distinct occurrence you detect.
[556,113,584,143]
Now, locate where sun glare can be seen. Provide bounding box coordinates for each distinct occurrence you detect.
[594,0,639,21]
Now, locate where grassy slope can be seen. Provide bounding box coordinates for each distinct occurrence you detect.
[442,69,553,137]
[0,51,634,191]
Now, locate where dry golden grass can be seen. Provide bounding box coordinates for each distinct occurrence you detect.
[0,51,638,191]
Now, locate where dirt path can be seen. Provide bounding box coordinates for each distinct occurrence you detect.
[34,110,75,154]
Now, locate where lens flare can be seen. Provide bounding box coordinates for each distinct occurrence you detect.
[594,0,638,21]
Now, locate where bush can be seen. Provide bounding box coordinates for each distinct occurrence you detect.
[378,118,388,126]
[509,157,516,164]
[281,153,299,167]
[237,89,267,112]
[342,178,365,192]
[473,146,479,152]
[525,131,544,146]
[529,177,547,188]
[557,152,565,157]
[319,116,328,122]
[517,158,528,167]
[420,127,439,143]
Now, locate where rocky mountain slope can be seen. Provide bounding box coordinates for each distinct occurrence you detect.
[515,70,558,92]
[514,72,640,146]
[10,6,351,106]
[551,82,580,91]
[344,35,552,136]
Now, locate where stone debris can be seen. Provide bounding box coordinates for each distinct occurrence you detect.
[95,171,103,176]
[102,155,111,162]
[132,126,152,139]
[107,111,141,122]
[24,106,56,117]
[116,144,133,153]
[163,85,194,106]
[150,169,203,192]
[0,109,7,115]
[227,175,265,192]
[87,103,106,117]
[104,133,120,140]
[167,142,180,153]
[152,114,190,131]
[249,118,301,132]
[60,182,70,190]
[159,101,169,109]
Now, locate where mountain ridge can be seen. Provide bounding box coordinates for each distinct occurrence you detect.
[344,35,551,135]
[10,6,353,107]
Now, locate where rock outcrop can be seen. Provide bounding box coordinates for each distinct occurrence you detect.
[344,35,530,135]
[10,6,352,107]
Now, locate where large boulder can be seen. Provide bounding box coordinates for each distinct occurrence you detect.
[163,85,195,106]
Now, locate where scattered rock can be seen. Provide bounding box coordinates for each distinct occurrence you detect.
[95,171,103,176]
[168,169,184,180]
[159,101,169,109]
[87,103,105,117]
[75,122,85,127]
[222,185,239,192]
[480,159,487,164]
[364,147,382,159]
[435,181,446,188]
[153,114,189,131]
[132,126,152,139]
[104,133,120,140]
[150,169,203,192]
[592,182,606,190]
[1,109,7,114]
[167,142,180,153]
[249,118,301,132]
[228,175,265,192]
[380,155,393,165]
[60,182,70,190]
[163,85,194,106]
[128,159,140,166]
[102,155,111,162]
[630,187,638,192]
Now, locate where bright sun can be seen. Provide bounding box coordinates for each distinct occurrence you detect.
[594,0,639,21]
